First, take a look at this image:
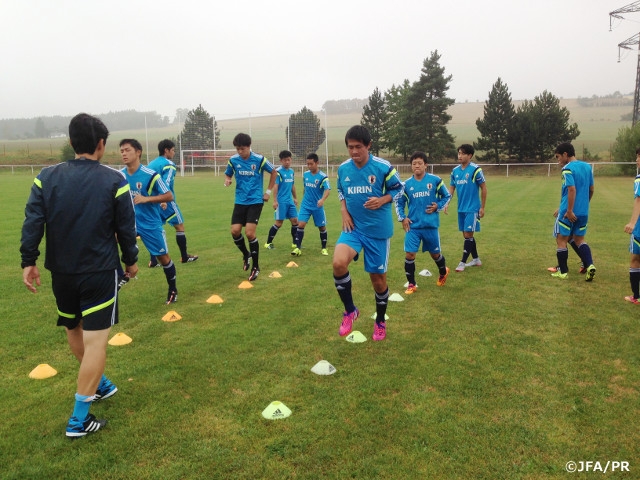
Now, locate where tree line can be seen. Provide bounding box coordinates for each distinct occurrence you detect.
[361,50,580,162]
[1,110,170,141]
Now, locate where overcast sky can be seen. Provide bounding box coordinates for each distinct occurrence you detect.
[1,0,638,120]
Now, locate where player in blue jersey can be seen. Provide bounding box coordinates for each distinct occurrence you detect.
[292,153,331,256]
[333,125,404,341]
[395,152,452,293]
[21,113,139,437]
[120,139,179,303]
[448,144,487,272]
[265,150,299,249]
[624,147,640,304]
[224,133,276,281]
[551,142,596,281]
[147,139,198,266]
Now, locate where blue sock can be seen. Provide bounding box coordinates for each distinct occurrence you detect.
[578,243,594,266]
[71,393,93,423]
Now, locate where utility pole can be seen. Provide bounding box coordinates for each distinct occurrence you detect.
[610,2,640,125]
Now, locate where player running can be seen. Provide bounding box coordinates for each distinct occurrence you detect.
[224,133,276,281]
[265,150,299,250]
[395,151,451,293]
[147,139,198,266]
[291,153,331,256]
[120,139,179,303]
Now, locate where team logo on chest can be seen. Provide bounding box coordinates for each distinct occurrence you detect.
[368,175,376,184]
[136,182,142,190]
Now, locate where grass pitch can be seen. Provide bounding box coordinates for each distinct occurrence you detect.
[1,172,639,479]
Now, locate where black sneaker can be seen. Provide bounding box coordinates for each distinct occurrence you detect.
[248,267,260,281]
[66,414,107,438]
[117,275,129,291]
[243,255,251,271]
[94,379,118,401]
[181,255,199,263]
[166,290,178,304]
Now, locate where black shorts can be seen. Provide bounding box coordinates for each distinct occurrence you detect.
[51,270,119,331]
[231,203,264,226]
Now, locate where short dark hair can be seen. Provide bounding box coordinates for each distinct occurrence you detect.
[233,133,252,147]
[306,153,319,162]
[410,151,428,163]
[119,138,143,152]
[68,113,109,155]
[555,142,575,157]
[635,147,640,155]
[458,144,474,156]
[279,150,292,160]
[345,125,371,147]
[158,139,175,155]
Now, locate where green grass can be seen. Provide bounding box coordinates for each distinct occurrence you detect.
[1,172,639,479]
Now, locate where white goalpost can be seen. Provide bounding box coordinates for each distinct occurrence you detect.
[179,149,237,176]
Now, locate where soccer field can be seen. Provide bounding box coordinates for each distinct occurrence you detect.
[1,172,638,479]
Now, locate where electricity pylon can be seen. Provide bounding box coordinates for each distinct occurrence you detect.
[611,2,640,124]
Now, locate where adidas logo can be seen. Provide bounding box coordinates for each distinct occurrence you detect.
[378,265,384,270]
[271,409,285,418]
[344,176,351,182]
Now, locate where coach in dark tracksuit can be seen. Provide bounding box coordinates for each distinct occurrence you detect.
[20,113,139,438]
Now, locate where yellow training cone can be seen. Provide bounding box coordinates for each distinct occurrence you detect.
[389,293,404,302]
[268,271,282,278]
[345,331,367,343]
[108,332,132,346]
[162,311,182,322]
[286,261,298,268]
[311,360,337,375]
[29,364,57,379]
[207,294,224,304]
[238,281,253,289]
[262,401,292,420]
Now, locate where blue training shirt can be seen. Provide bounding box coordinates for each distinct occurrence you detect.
[121,165,170,230]
[275,166,295,203]
[559,159,593,217]
[147,155,179,220]
[301,170,330,208]
[148,156,177,196]
[224,151,274,205]
[395,173,451,229]
[336,154,404,239]
[634,175,640,238]
[450,162,485,213]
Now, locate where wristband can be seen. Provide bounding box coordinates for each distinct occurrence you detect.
[266,189,272,195]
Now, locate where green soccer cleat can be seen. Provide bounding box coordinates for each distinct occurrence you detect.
[585,264,596,282]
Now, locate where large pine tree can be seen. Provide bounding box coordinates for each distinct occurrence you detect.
[509,91,579,160]
[384,80,412,161]
[285,106,326,159]
[180,104,220,150]
[475,78,515,163]
[361,87,388,156]
[403,51,455,161]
